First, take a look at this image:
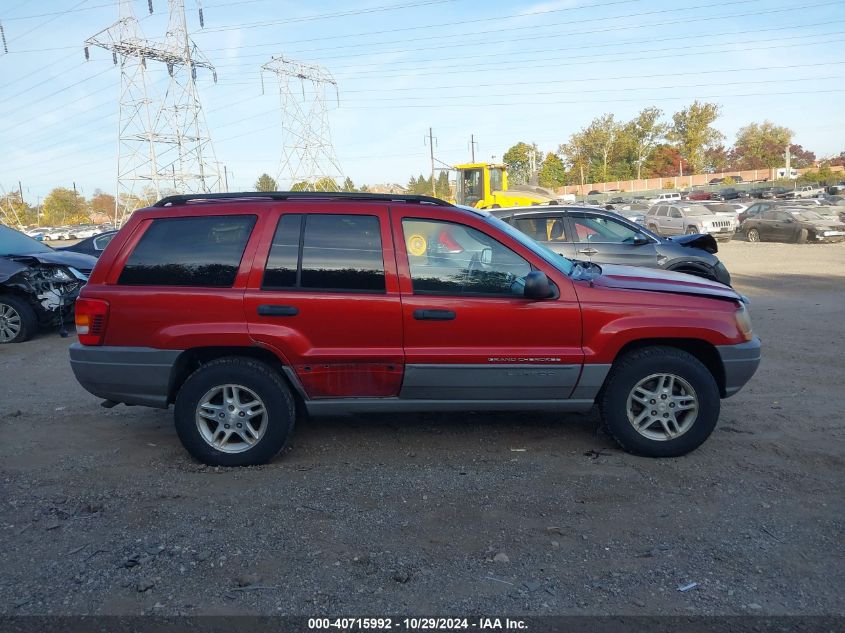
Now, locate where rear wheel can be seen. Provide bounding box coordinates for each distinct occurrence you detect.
[174,357,295,466]
[686,226,698,235]
[795,229,808,244]
[746,228,760,242]
[0,295,37,344]
[599,346,720,457]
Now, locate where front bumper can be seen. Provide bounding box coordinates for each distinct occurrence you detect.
[716,337,762,397]
[69,343,182,408]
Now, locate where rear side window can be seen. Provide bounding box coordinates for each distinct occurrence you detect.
[118,215,256,287]
[263,214,385,292]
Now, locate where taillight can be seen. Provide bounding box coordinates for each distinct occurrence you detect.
[75,298,109,346]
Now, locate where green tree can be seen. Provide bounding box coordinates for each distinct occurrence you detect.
[0,192,35,227]
[583,114,620,183]
[503,142,542,185]
[703,145,730,173]
[42,187,87,225]
[537,153,567,189]
[435,171,450,198]
[314,177,339,192]
[643,144,683,178]
[559,132,590,185]
[254,173,278,192]
[667,101,724,174]
[341,177,357,192]
[626,107,667,180]
[89,190,116,219]
[732,121,793,170]
[291,181,310,191]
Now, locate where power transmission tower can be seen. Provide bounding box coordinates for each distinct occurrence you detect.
[261,56,343,191]
[85,0,162,224]
[86,0,221,224]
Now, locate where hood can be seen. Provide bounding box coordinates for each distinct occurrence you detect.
[667,232,718,254]
[3,250,97,271]
[588,263,740,301]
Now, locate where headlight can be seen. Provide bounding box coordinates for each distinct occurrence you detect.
[735,303,753,341]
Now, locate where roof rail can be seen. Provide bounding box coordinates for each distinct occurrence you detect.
[152,191,453,207]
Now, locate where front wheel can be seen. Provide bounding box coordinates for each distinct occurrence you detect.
[685,226,698,235]
[795,229,808,244]
[746,228,760,242]
[0,295,38,344]
[599,346,720,457]
[174,357,296,466]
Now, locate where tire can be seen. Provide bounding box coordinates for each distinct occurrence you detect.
[647,224,659,234]
[746,228,760,242]
[0,295,38,344]
[686,226,698,235]
[174,357,296,466]
[599,346,720,458]
[795,229,808,244]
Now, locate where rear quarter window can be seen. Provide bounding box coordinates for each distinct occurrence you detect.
[118,215,257,287]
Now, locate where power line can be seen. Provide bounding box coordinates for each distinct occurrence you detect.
[4,0,90,46]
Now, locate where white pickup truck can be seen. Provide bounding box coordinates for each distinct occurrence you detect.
[781,185,824,199]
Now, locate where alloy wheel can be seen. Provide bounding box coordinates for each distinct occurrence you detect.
[626,373,699,441]
[0,303,22,343]
[195,384,268,453]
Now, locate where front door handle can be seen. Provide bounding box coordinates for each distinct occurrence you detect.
[413,309,456,321]
[257,304,299,317]
[578,248,598,255]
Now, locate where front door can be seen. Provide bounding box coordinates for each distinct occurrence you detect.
[392,209,584,401]
[565,212,657,267]
[244,204,404,398]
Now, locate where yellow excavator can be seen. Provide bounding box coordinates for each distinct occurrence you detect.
[451,163,561,209]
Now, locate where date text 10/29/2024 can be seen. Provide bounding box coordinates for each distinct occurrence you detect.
[308,618,528,630]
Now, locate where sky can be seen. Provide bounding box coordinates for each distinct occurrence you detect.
[1,0,844,202]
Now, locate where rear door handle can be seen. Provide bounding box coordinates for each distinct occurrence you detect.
[578,248,598,255]
[413,309,456,321]
[257,304,299,317]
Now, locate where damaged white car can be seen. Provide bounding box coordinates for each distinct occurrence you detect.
[0,225,97,344]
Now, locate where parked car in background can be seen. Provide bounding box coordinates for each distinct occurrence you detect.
[645,203,737,241]
[495,206,732,285]
[57,230,117,258]
[647,192,682,204]
[69,191,760,465]
[778,185,824,199]
[67,225,102,240]
[709,178,724,185]
[750,186,789,199]
[0,225,96,343]
[743,208,845,244]
[711,188,745,201]
[41,227,71,241]
[688,191,712,201]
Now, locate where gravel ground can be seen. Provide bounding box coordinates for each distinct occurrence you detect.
[1,240,843,616]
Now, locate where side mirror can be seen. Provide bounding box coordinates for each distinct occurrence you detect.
[480,247,493,265]
[524,271,552,300]
[633,234,649,245]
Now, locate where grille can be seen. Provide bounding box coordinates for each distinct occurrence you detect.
[712,220,732,228]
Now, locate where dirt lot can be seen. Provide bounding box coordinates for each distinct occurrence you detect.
[1,241,843,617]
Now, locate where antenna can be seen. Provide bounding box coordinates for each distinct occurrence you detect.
[261,56,344,191]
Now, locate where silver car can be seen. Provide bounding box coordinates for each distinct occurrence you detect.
[645,203,736,242]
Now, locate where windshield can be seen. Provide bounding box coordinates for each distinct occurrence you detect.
[0,224,54,256]
[483,214,575,276]
[705,204,736,213]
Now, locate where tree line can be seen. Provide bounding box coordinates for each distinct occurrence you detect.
[502,102,839,189]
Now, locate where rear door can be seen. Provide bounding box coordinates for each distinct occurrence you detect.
[392,208,584,401]
[244,204,404,398]
[509,213,578,259]
[664,207,683,235]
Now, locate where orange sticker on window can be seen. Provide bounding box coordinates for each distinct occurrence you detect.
[407,234,427,256]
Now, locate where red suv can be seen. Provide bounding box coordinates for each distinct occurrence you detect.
[69,193,760,466]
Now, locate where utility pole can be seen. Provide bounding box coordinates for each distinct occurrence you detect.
[427,127,437,197]
[18,181,24,204]
[470,134,478,163]
[784,144,792,180]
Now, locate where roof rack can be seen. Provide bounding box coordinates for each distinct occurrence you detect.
[152,191,453,207]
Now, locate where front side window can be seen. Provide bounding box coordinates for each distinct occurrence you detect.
[458,169,484,206]
[570,214,641,243]
[670,209,683,219]
[118,215,256,287]
[263,214,385,292]
[402,219,531,296]
[488,167,504,193]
